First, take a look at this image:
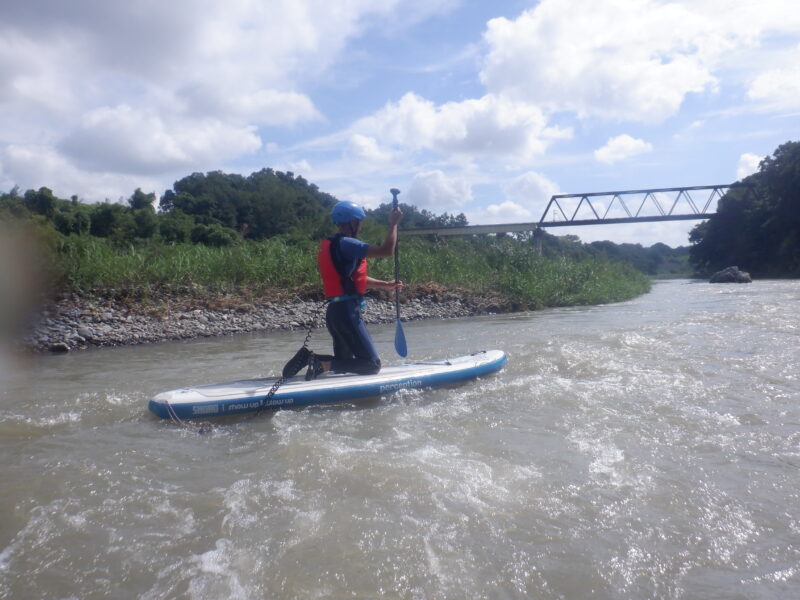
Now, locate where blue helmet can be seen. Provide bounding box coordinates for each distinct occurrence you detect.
[331,201,366,223]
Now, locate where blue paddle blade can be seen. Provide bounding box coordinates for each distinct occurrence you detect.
[394,319,407,357]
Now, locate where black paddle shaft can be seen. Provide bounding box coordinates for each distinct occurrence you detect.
[390,188,401,319]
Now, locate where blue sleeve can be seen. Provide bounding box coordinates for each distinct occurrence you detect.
[338,236,370,260]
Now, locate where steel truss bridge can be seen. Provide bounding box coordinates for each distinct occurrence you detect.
[403,183,753,236]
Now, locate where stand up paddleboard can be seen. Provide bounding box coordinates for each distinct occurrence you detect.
[149,350,506,419]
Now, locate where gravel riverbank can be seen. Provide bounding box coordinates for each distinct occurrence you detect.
[22,287,509,353]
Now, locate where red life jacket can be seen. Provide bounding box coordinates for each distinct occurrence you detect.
[318,235,367,298]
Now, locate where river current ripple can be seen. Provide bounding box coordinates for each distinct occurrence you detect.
[1,280,799,599]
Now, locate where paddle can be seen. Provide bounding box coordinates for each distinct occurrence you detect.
[390,188,407,357]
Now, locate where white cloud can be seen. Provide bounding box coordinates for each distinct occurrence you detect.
[406,170,472,211]
[345,134,395,164]
[483,201,533,222]
[59,105,261,175]
[594,134,653,164]
[287,159,313,176]
[0,30,79,113]
[747,45,800,111]
[178,86,322,127]
[475,171,561,224]
[736,153,763,180]
[480,0,721,123]
[479,0,800,124]
[504,171,560,206]
[0,0,455,199]
[354,92,571,159]
[0,144,161,202]
[1,1,430,92]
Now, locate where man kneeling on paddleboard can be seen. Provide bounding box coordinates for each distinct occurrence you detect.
[284,200,403,380]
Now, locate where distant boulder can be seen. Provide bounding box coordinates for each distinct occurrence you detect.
[709,266,752,283]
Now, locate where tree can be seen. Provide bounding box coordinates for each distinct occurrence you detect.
[128,188,156,211]
[159,189,176,212]
[163,168,336,240]
[159,209,195,243]
[690,140,800,277]
[190,223,237,246]
[74,211,91,235]
[89,203,126,238]
[0,189,29,220]
[133,208,159,239]
[23,187,57,219]
[53,210,77,236]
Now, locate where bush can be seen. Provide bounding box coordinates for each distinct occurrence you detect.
[190,223,238,247]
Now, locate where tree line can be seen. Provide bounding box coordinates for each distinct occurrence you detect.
[0,168,469,248]
[689,140,800,278]
[2,166,700,280]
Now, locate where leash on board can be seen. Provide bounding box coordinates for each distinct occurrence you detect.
[164,400,213,435]
[246,300,328,422]
[163,300,328,434]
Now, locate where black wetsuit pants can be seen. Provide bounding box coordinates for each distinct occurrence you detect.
[319,300,381,375]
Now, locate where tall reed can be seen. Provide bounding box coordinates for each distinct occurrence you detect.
[369,236,650,308]
[57,234,650,306]
[59,236,317,293]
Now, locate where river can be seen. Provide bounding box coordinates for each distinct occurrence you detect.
[1,279,798,599]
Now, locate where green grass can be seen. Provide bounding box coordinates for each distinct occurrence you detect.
[59,236,318,293]
[369,237,651,308]
[55,234,651,307]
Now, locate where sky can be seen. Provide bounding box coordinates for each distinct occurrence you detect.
[1,0,799,247]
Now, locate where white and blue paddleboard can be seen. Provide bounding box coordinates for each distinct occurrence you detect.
[149,349,506,419]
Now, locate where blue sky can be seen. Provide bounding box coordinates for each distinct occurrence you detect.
[1,0,799,246]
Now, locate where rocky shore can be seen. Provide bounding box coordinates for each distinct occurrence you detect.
[21,287,508,353]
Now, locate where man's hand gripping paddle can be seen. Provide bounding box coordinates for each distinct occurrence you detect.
[390,188,407,357]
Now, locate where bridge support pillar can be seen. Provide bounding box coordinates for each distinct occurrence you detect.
[533,226,544,255]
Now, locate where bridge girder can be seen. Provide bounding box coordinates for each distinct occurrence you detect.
[402,183,754,237]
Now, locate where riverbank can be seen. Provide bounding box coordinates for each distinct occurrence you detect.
[21,285,512,353]
[10,232,653,353]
